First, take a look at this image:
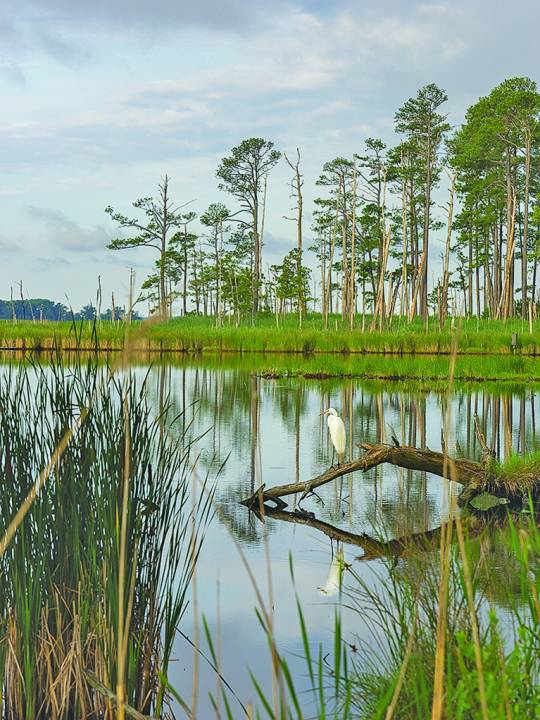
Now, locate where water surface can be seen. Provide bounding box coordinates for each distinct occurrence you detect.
[140,357,538,714]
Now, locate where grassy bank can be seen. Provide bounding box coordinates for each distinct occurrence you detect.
[4,314,540,356]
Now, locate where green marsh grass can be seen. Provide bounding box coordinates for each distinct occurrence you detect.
[143,314,540,355]
[0,356,213,718]
[489,450,540,477]
[482,452,540,498]
[5,314,540,357]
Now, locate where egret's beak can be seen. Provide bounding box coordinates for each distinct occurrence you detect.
[319,410,328,416]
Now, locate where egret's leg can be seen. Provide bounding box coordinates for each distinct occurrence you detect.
[331,446,336,469]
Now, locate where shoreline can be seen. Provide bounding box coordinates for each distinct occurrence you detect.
[2,338,540,357]
[2,345,540,385]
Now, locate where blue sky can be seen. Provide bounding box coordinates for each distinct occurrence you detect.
[1,0,538,309]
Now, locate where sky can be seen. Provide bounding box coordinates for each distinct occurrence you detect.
[1,0,539,309]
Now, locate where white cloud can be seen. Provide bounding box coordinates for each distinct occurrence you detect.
[1,0,290,42]
[124,1,469,119]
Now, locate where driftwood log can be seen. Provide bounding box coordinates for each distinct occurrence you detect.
[241,419,539,512]
[241,444,485,508]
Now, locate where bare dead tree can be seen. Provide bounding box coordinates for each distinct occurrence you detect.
[284,148,305,327]
[440,170,456,328]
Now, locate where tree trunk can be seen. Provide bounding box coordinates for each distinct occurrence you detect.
[400,151,409,318]
[324,200,338,330]
[440,171,455,328]
[321,247,327,326]
[493,224,499,314]
[421,122,432,321]
[371,226,392,330]
[159,176,169,319]
[532,244,538,308]
[408,250,427,323]
[468,232,473,317]
[341,181,348,320]
[285,150,304,328]
[485,234,493,316]
[475,234,481,318]
[410,181,419,318]
[522,130,531,317]
[252,185,261,321]
[498,188,517,320]
[296,165,303,327]
[349,165,357,330]
[216,224,223,326]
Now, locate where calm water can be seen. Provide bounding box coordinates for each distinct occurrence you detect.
[136,358,539,715]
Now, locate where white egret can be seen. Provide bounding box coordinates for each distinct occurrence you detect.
[321,407,346,467]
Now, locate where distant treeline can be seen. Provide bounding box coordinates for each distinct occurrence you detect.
[0,299,142,321]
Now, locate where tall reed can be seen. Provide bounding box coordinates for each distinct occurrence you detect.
[341,511,540,719]
[0,356,213,718]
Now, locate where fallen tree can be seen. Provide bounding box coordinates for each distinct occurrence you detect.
[240,417,540,511]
